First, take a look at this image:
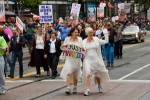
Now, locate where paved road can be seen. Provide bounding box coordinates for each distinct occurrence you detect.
[1,32,150,100]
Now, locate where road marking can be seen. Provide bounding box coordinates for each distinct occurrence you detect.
[6,64,64,81]
[6,79,150,83]
[6,79,65,83]
[42,79,65,82]
[123,39,150,49]
[118,63,150,80]
[110,80,150,83]
[6,80,34,83]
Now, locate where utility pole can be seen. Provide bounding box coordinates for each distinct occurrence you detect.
[6,0,9,10]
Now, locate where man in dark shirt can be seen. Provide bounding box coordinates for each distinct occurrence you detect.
[9,28,25,78]
[80,23,89,40]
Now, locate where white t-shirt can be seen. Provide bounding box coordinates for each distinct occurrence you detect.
[50,39,56,53]
[36,35,44,49]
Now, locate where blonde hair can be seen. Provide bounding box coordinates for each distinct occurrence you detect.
[85,27,93,35]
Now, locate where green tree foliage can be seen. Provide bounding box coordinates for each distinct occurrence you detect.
[134,0,150,10]
[15,0,43,10]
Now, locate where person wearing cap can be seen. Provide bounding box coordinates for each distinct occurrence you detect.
[0,33,8,95]
[9,28,26,78]
[58,22,70,41]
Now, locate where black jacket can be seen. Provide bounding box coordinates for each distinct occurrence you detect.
[108,28,117,43]
[44,39,62,57]
[10,35,25,52]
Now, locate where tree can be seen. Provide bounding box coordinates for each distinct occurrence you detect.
[134,0,150,19]
[15,0,43,10]
[14,0,42,17]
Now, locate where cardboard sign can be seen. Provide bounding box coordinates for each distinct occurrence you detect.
[87,3,97,22]
[16,16,25,33]
[39,5,53,23]
[62,44,84,59]
[0,0,5,22]
[70,3,81,24]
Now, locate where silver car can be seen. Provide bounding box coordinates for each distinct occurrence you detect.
[122,25,145,43]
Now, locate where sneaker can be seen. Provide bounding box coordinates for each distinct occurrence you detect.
[0,90,6,95]
[98,85,103,93]
[35,74,41,77]
[84,90,91,96]
[73,87,77,94]
[65,88,71,95]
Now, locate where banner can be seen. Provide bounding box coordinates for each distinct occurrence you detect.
[118,9,127,22]
[87,3,97,22]
[70,3,81,23]
[39,5,53,23]
[118,3,126,22]
[16,16,25,33]
[97,3,106,18]
[0,0,5,22]
[125,3,131,14]
[62,44,84,59]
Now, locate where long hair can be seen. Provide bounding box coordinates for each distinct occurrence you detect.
[67,27,79,37]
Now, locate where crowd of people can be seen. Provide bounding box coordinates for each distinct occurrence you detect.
[0,17,149,95]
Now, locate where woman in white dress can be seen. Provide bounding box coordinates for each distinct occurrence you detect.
[60,27,82,95]
[83,27,110,96]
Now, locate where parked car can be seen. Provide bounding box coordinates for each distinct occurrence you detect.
[122,25,145,43]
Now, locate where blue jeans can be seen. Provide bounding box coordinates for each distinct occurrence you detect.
[10,51,23,77]
[105,43,115,64]
[101,45,106,59]
[4,54,12,74]
[0,56,6,92]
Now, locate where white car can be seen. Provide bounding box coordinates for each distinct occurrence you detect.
[122,25,145,43]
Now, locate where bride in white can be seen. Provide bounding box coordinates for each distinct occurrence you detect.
[60,27,82,95]
[83,27,110,96]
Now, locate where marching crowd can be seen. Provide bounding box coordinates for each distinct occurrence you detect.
[0,17,148,95]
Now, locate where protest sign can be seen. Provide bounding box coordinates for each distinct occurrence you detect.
[87,3,97,22]
[39,5,53,23]
[70,3,81,24]
[0,0,5,22]
[125,3,131,14]
[62,44,84,59]
[16,16,25,33]
[97,3,106,18]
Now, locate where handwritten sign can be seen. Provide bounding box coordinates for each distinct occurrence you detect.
[0,0,5,22]
[39,5,53,23]
[62,44,84,59]
[70,3,81,24]
[97,3,106,18]
[16,16,25,33]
